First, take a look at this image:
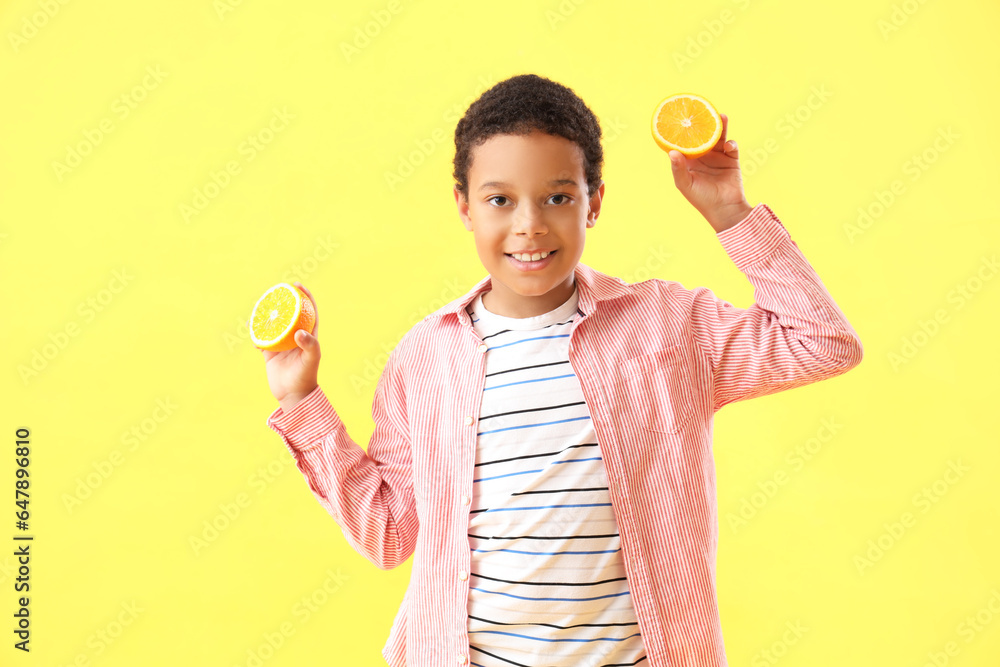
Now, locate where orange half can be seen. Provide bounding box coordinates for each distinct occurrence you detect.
[248,283,316,351]
[651,93,723,159]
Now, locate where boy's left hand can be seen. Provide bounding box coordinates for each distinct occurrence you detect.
[668,113,753,233]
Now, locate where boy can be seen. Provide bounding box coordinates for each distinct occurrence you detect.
[259,74,863,667]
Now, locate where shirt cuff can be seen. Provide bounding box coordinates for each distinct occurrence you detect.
[266,385,343,453]
[715,203,792,270]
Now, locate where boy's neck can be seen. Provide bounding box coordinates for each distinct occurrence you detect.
[481,282,577,319]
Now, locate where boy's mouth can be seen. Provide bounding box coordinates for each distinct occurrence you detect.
[504,249,557,271]
[504,250,557,259]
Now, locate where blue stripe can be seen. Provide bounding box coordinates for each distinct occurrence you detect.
[474,467,543,483]
[488,333,571,350]
[474,502,613,512]
[471,546,622,555]
[468,629,643,644]
[484,373,576,391]
[473,457,602,483]
[478,415,590,436]
[469,588,632,603]
[554,456,602,464]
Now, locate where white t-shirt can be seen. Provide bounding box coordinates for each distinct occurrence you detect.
[465,285,648,666]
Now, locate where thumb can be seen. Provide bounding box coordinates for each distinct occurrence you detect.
[295,329,319,357]
[669,150,691,191]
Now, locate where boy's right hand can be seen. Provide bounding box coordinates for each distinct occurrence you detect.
[260,281,321,414]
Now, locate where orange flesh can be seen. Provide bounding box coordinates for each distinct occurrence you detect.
[252,285,299,345]
[655,97,718,149]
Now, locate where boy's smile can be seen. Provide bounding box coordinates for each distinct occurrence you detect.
[454,130,604,319]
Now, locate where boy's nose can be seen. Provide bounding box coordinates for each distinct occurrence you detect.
[512,204,547,230]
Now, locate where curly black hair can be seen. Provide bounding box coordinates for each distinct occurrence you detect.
[452,73,604,202]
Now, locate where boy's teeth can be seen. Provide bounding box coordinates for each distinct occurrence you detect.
[512,251,550,261]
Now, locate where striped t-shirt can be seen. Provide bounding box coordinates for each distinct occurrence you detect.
[465,286,648,667]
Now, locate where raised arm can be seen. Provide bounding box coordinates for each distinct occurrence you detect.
[665,112,862,410]
[689,204,864,411]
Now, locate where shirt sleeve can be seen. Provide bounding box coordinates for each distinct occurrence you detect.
[266,347,417,570]
[690,202,864,411]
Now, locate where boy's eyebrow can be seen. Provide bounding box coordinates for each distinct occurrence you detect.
[478,179,579,191]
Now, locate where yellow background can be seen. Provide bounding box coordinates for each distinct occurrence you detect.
[2,0,998,664]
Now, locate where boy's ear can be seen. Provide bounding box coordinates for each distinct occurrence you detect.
[586,180,605,228]
[454,184,473,230]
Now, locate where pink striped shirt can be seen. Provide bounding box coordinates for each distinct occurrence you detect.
[266,202,864,667]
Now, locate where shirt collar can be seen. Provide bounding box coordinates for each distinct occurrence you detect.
[422,261,635,327]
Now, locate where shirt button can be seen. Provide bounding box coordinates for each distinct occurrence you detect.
[458,570,468,580]
[478,343,488,353]
[456,655,468,665]
[460,494,470,505]
[464,416,473,426]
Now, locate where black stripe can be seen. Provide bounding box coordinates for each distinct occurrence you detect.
[474,442,597,466]
[468,645,530,667]
[604,656,648,666]
[478,400,587,424]
[470,572,628,587]
[511,486,609,497]
[467,644,645,667]
[485,359,570,378]
[468,532,619,541]
[479,317,577,342]
[469,486,609,514]
[468,614,638,631]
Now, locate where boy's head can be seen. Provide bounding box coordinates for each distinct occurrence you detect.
[452,73,606,319]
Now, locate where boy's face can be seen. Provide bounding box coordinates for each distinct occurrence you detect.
[454,130,604,319]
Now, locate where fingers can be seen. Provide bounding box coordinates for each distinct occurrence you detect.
[669,150,691,191]
[293,328,321,363]
[293,281,318,338]
[714,113,738,158]
[712,113,729,152]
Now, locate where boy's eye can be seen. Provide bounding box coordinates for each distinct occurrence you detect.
[486,194,571,206]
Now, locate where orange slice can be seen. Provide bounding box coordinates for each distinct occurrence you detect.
[248,282,316,351]
[651,93,723,159]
